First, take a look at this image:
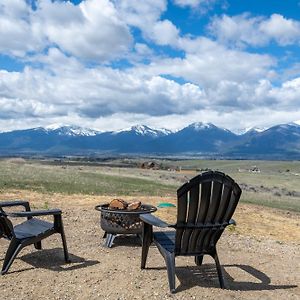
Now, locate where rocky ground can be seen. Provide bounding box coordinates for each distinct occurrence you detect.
[0,191,299,299]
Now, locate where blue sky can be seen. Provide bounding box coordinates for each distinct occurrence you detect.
[0,0,300,132]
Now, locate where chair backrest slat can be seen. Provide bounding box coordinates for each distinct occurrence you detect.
[175,171,241,256]
[180,184,200,253]
[175,192,188,252]
[214,183,232,223]
[205,180,222,223]
[197,180,212,223]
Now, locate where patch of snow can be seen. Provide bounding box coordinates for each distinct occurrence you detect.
[45,124,100,136]
[189,122,215,131]
[45,123,64,130]
[288,122,300,127]
[113,125,172,137]
[235,127,266,135]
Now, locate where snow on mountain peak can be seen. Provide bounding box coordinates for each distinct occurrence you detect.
[235,127,266,135]
[288,122,300,127]
[45,124,100,136]
[189,122,216,131]
[115,125,172,137]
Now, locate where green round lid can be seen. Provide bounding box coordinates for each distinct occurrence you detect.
[157,202,176,208]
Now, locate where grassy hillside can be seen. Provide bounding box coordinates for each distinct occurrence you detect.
[0,158,299,212]
[0,159,176,196]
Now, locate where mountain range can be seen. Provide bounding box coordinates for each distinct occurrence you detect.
[0,122,300,159]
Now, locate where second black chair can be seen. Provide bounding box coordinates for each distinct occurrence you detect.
[140,171,242,293]
[0,200,70,274]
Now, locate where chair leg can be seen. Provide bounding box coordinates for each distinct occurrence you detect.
[163,251,176,293]
[60,229,70,263]
[141,223,153,269]
[1,238,23,275]
[212,250,225,289]
[195,255,203,266]
[34,241,42,250]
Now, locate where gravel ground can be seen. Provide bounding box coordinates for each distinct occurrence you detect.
[0,191,299,299]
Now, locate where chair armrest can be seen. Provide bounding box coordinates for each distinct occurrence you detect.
[140,214,171,228]
[0,200,31,211]
[7,209,62,218]
[229,219,236,226]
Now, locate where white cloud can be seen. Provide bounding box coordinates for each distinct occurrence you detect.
[136,37,275,87]
[173,0,218,9]
[38,0,133,61]
[260,14,300,46]
[0,46,299,132]
[270,77,300,108]
[0,0,133,61]
[208,14,268,47]
[0,0,45,56]
[150,20,180,46]
[0,49,205,121]
[114,0,167,28]
[0,1,299,133]
[209,13,300,47]
[114,0,180,47]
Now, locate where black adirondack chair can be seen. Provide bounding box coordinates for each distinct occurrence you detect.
[0,200,70,274]
[140,171,242,293]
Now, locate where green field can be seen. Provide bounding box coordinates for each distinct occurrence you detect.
[0,158,299,212]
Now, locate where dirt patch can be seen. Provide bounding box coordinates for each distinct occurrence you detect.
[0,190,299,299]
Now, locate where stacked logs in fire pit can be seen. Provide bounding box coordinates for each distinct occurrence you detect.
[109,199,141,210]
[95,199,157,247]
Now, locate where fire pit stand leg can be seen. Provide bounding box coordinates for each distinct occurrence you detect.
[104,233,116,248]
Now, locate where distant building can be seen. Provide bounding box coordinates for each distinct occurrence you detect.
[249,166,260,173]
[141,161,158,169]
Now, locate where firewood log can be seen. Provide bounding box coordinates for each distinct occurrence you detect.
[127,201,141,210]
[109,198,128,210]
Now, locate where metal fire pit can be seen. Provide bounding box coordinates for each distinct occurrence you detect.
[95,203,157,247]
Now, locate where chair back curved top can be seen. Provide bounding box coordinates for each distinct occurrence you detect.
[174,171,242,256]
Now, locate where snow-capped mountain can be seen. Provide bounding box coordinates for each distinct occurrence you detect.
[0,122,299,159]
[151,121,237,153]
[228,122,300,158]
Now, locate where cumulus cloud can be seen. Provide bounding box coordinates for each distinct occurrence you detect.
[114,0,181,46]
[0,0,299,132]
[270,77,300,108]
[37,0,133,61]
[136,37,275,88]
[260,14,300,45]
[0,0,45,56]
[1,45,299,132]
[150,20,180,46]
[0,49,205,121]
[173,0,219,10]
[0,0,133,61]
[113,0,167,28]
[209,13,300,47]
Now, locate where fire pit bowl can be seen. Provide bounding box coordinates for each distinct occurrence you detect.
[95,203,157,247]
